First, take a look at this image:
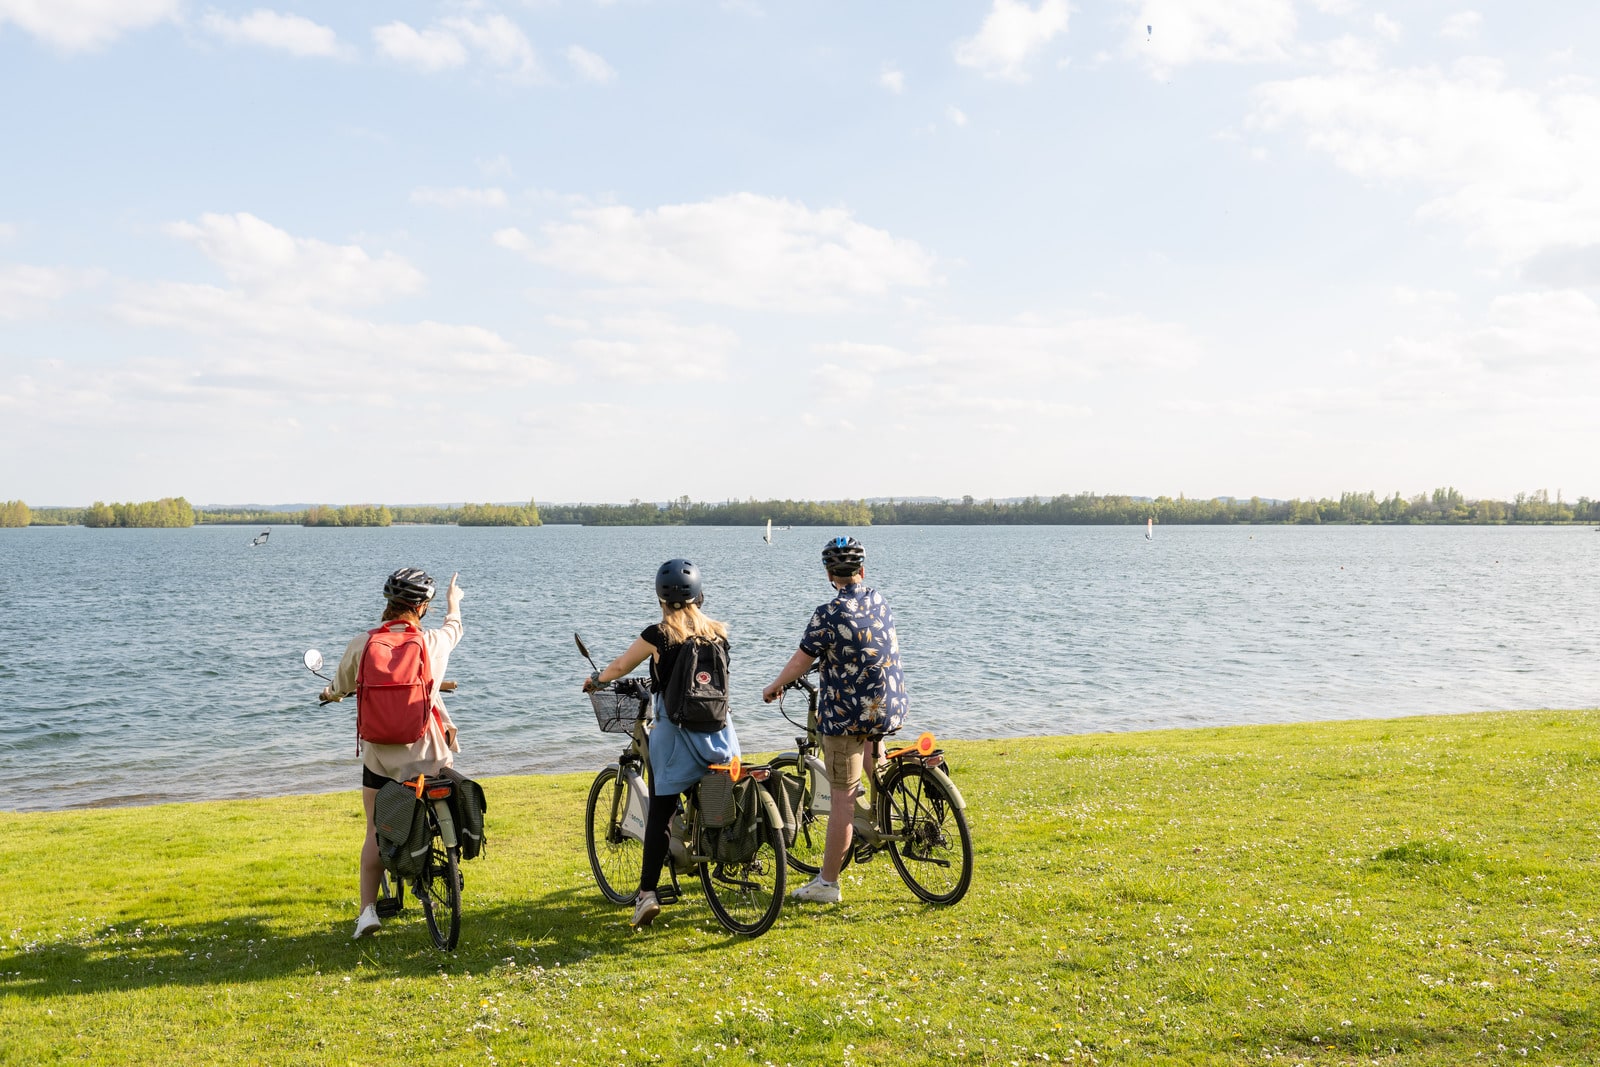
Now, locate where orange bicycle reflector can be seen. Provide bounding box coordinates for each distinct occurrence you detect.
[916,732,936,755]
[709,756,743,782]
[410,775,426,799]
[426,786,451,799]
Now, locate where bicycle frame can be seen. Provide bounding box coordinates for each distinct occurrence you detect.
[778,674,968,851]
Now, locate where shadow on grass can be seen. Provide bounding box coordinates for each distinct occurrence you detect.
[0,883,689,1000]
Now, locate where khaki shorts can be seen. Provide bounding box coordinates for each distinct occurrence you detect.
[821,734,874,797]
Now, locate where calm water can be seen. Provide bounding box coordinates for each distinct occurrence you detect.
[3,524,1598,811]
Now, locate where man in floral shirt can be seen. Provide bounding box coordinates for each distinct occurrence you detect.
[763,535,907,903]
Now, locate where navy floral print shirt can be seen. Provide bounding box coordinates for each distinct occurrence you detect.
[798,582,908,736]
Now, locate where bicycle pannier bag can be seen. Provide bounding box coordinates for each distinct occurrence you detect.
[374,781,431,878]
[763,772,804,848]
[663,635,729,733]
[442,767,488,861]
[715,778,762,865]
[356,621,436,746]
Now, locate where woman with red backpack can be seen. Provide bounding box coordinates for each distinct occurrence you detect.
[581,559,739,929]
[320,567,465,939]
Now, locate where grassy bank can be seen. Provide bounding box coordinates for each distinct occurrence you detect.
[4,710,1598,1065]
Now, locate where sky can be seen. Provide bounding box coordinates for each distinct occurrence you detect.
[1,0,1597,506]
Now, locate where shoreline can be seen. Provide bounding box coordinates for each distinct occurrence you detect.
[14,704,1592,816]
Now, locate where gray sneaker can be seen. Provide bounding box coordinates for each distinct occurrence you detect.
[791,876,841,904]
[631,890,661,928]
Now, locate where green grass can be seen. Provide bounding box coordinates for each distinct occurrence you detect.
[5,710,1599,1065]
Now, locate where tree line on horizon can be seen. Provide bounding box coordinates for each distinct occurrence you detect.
[8,489,1596,528]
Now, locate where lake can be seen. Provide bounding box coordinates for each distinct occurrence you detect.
[3,523,1597,811]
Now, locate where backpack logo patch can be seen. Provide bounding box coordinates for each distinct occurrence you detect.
[696,671,711,685]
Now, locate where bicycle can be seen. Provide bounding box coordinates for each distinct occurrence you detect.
[302,648,470,951]
[769,671,973,905]
[371,772,467,951]
[576,633,788,937]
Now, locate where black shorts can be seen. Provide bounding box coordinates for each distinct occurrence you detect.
[362,766,394,790]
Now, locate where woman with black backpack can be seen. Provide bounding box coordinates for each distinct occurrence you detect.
[582,559,738,928]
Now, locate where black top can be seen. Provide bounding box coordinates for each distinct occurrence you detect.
[641,624,730,692]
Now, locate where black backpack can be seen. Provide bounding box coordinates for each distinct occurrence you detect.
[663,635,730,732]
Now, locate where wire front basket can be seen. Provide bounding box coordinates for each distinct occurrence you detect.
[591,689,649,734]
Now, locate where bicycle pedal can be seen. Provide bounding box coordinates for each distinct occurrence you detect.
[374,898,403,919]
[852,842,877,864]
[654,887,680,906]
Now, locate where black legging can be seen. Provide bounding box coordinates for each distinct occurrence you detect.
[638,792,682,894]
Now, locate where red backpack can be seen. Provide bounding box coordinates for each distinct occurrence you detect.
[356,621,437,746]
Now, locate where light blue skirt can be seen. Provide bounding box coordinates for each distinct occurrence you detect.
[648,696,740,795]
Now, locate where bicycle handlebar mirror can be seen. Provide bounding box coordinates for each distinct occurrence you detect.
[303,649,323,673]
[573,633,591,660]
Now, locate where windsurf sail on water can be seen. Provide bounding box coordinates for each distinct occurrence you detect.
[1145,517,1153,541]
[764,519,772,544]
[250,529,270,547]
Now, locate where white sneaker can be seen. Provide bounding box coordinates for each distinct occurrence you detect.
[352,904,382,940]
[791,876,841,904]
[631,890,661,928]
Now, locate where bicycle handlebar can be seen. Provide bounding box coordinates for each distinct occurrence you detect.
[319,679,459,706]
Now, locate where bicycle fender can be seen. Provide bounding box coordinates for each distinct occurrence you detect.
[804,753,832,812]
[924,765,968,812]
[431,798,459,849]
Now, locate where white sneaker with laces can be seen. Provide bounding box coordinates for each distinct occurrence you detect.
[352,904,382,940]
[631,890,661,928]
[791,876,842,904]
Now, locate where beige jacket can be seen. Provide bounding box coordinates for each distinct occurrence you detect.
[330,608,463,783]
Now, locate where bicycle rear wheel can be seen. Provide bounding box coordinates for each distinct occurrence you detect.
[700,793,787,937]
[881,763,972,905]
[768,755,829,875]
[585,767,639,905]
[418,838,462,950]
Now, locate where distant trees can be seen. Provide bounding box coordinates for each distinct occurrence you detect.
[82,497,195,528]
[0,500,30,527]
[304,504,392,527]
[457,499,542,526]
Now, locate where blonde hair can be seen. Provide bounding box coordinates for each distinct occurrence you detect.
[657,601,729,646]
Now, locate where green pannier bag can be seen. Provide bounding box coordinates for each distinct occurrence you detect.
[762,772,804,848]
[442,767,488,861]
[714,778,763,865]
[374,780,431,879]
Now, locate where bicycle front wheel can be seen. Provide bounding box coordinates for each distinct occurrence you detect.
[700,793,787,937]
[768,755,828,875]
[585,767,639,905]
[418,841,462,950]
[881,763,972,905]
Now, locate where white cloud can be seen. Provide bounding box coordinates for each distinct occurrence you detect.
[504,193,939,312]
[0,0,177,51]
[565,44,616,84]
[1131,0,1296,75]
[373,21,467,71]
[374,15,538,78]
[946,105,968,127]
[165,212,424,306]
[816,313,1201,423]
[955,0,1069,81]
[880,67,905,94]
[1250,59,1600,264]
[201,9,342,58]
[1371,13,1402,42]
[570,315,737,381]
[0,264,83,319]
[1440,11,1481,41]
[410,186,509,209]
[477,154,514,179]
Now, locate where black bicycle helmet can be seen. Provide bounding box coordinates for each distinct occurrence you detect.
[821,535,866,577]
[383,567,437,606]
[655,559,703,609]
